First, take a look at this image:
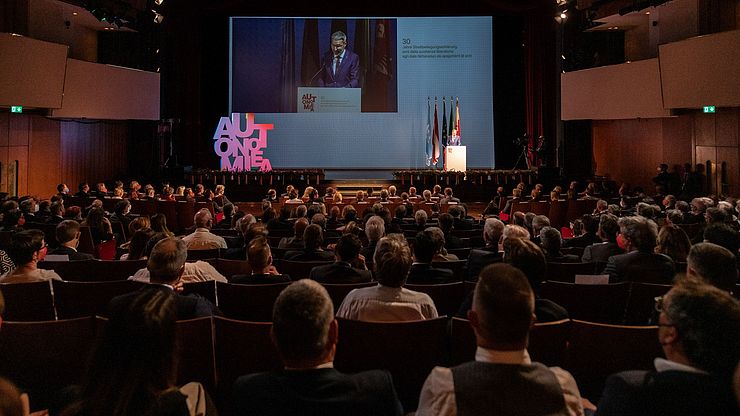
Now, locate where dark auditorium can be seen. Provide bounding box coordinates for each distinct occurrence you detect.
[0,0,739,415]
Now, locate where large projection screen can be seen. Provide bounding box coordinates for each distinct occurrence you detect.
[229,17,494,169]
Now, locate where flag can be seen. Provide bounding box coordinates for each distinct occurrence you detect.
[448,96,455,138]
[432,98,440,165]
[441,97,448,148]
[455,97,461,140]
[425,98,432,166]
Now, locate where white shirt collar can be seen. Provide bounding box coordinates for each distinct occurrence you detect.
[285,361,334,371]
[475,346,531,365]
[654,358,707,374]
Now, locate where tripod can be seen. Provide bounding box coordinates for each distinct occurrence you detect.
[512,145,531,170]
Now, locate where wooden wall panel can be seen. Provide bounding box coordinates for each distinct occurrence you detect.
[717,146,739,195]
[694,113,716,146]
[8,145,28,196]
[60,121,130,192]
[28,116,61,197]
[661,116,693,168]
[8,114,29,147]
[0,113,9,146]
[716,110,738,147]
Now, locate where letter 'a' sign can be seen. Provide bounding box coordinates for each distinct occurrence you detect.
[213,113,274,172]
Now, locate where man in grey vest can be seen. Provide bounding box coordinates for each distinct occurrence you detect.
[416,263,585,415]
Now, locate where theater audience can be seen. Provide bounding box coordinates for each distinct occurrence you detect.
[309,234,371,284]
[119,228,154,261]
[438,213,464,250]
[231,236,290,284]
[0,230,61,283]
[80,207,113,246]
[603,216,675,284]
[419,263,583,416]
[149,213,174,238]
[564,214,600,248]
[61,288,214,416]
[337,235,438,321]
[596,278,738,416]
[540,227,580,263]
[182,208,227,250]
[278,218,308,249]
[582,214,623,263]
[407,229,455,284]
[232,279,403,415]
[361,215,385,260]
[47,201,65,225]
[48,220,95,261]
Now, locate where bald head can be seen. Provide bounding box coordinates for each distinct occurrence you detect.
[147,238,187,284]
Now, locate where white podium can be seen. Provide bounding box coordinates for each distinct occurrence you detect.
[297,87,361,113]
[444,146,466,172]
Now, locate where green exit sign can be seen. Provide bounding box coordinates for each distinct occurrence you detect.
[703,106,716,113]
[10,106,22,113]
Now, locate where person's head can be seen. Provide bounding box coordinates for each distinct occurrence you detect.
[292,217,309,238]
[8,229,47,267]
[469,263,535,350]
[128,216,151,236]
[379,189,389,200]
[415,209,428,226]
[150,213,171,235]
[539,226,563,256]
[657,278,740,378]
[394,204,406,219]
[194,208,213,229]
[502,224,530,245]
[330,31,347,57]
[303,224,324,250]
[665,209,683,225]
[78,182,89,193]
[294,204,307,219]
[388,185,397,196]
[247,236,273,272]
[335,234,362,263]
[512,211,526,227]
[512,188,522,198]
[146,238,187,285]
[56,219,82,246]
[663,195,676,209]
[690,198,707,216]
[686,243,738,292]
[531,215,550,236]
[215,184,225,196]
[76,287,178,415]
[364,215,385,242]
[503,237,546,292]
[272,280,336,368]
[582,214,599,235]
[438,213,454,233]
[413,229,438,263]
[704,206,729,224]
[618,216,658,252]
[655,224,692,262]
[126,228,155,260]
[0,376,23,416]
[702,223,739,255]
[483,218,505,246]
[374,235,413,287]
[50,201,65,217]
[598,213,620,243]
[408,186,417,196]
[244,224,268,245]
[341,205,357,222]
[195,184,204,195]
[57,183,68,194]
[19,198,35,215]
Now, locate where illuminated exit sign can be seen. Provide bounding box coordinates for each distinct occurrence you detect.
[10,106,22,113]
[703,106,716,113]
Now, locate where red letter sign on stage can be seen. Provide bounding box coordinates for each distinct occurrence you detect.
[213,113,274,172]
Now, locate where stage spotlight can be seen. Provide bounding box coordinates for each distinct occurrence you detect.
[153,12,164,24]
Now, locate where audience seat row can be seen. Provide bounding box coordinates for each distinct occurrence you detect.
[0,315,663,412]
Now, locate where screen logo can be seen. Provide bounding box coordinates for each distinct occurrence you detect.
[213,113,274,171]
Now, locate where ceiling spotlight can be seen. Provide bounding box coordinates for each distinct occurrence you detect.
[153,12,164,24]
[155,0,165,5]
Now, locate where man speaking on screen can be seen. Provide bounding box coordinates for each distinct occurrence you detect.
[317,31,360,88]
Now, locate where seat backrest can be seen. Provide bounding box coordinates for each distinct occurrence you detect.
[38,259,96,281]
[334,316,449,412]
[546,262,596,283]
[77,225,96,255]
[528,319,571,367]
[94,239,117,260]
[548,200,569,230]
[449,317,477,366]
[155,200,180,234]
[447,247,471,259]
[430,260,467,281]
[213,316,281,403]
[321,282,376,313]
[176,317,216,392]
[187,248,221,261]
[0,281,55,321]
[206,258,251,280]
[564,320,662,400]
[623,282,671,325]
[177,201,196,230]
[216,281,290,322]
[274,259,332,280]
[0,316,97,409]
[540,281,630,324]
[182,281,218,306]
[53,280,144,319]
[86,259,149,282]
[405,282,466,317]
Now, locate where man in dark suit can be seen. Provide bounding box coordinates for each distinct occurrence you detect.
[501,188,522,215]
[596,279,738,416]
[540,227,580,263]
[316,31,360,88]
[582,213,623,263]
[438,213,464,250]
[232,279,403,416]
[285,224,335,262]
[310,234,372,284]
[110,238,220,320]
[448,206,473,230]
[563,214,601,248]
[48,220,94,261]
[46,201,65,225]
[603,216,675,284]
[407,229,455,284]
[466,218,504,281]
